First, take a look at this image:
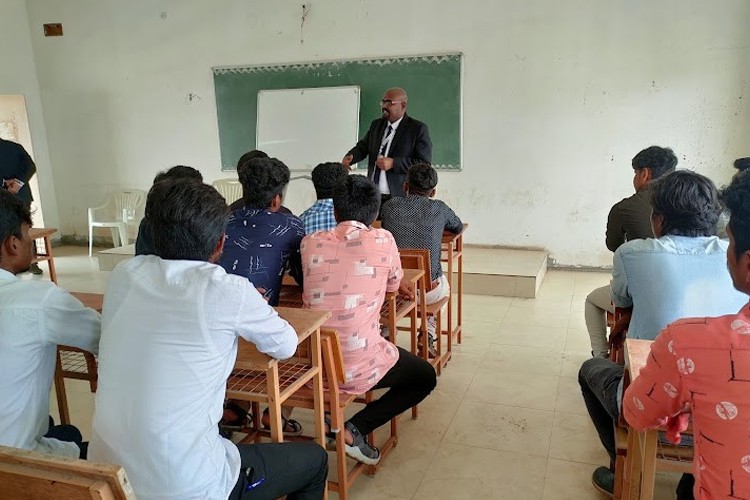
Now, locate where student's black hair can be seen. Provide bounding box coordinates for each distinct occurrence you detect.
[733,157,750,172]
[152,165,203,185]
[649,170,721,238]
[631,146,678,180]
[237,157,290,209]
[236,150,269,170]
[333,175,380,226]
[311,162,348,200]
[407,163,438,194]
[724,169,750,257]
[0,189,32,251]
[146,179,229,261]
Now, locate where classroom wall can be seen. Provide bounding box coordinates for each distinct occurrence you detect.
[22,0,750,266]
[0,0,59,230]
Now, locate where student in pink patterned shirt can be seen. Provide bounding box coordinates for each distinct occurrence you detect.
[301,175,437,465]
[624,168,750,499]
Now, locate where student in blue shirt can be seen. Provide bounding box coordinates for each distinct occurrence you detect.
[219,157,304,307]
[300,162,348,234]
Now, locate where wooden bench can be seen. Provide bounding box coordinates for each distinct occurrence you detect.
[0,445,135,499]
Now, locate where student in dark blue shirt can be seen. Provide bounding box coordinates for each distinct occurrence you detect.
[219,157,304,306]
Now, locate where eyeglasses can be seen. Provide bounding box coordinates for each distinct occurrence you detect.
[380,99,404,107]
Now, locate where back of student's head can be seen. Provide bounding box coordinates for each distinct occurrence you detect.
[649,170,721,237]
[734,157,750,172]
[236,150,269,170]
[0,189,32,247]
[311,162,348,200]
[407,163,438,194]
[152,165,203,185]
[145,179,229,261]
[632,146,678,180]
[237,157,290,209]
[724,169,750,258]
[333,175,380,226]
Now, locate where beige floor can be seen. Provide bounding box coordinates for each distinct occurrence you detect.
[39,246,682,499]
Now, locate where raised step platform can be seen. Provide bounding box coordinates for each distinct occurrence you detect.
[97,244,135,271]
[454,246,548,298]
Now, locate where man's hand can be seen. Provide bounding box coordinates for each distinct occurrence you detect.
[342,154,354,170]
[4,179,22,194]
[398,281,414,300]
[375,156,394,171]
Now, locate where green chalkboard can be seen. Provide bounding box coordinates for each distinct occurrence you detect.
[213,53,462,171]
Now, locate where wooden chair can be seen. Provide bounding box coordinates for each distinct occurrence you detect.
[398,248,450,374]
[270,329,400,499]
[54,348,99,425]
[0,445,135,499]
[608,306,632,365]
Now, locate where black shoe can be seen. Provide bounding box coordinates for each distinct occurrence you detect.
[29,263,43,275]
[591,466,614,498]
[344,422,380,465]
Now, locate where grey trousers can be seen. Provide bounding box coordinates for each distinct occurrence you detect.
[584,284,614,357]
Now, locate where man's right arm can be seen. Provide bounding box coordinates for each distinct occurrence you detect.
[235,284,298,360]
[605,202,626,252]
[344,124,373,167]
[610,250,633,308]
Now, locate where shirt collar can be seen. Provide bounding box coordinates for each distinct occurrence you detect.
[0,268,19,282]
[336,220,370,231]
[314,198,334,207]
[386,116,404,132]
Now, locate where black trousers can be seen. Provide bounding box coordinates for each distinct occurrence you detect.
[228,442,328,500]
[348,347,437,436]
[578,358,695,500]
[45,416,87,459]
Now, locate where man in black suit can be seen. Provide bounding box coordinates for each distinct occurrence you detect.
[342,88,432,201]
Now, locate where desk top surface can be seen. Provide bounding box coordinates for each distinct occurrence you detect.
[442,223,468,243]
[625,338,654,380]
[29,227,58,238]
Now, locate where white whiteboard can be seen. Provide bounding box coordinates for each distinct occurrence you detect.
[256,86,360,171]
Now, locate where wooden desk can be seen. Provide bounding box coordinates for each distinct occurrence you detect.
[623,339,658,500]
[441,223,468,351]
[228,307,331,447]
[29,227,58,284]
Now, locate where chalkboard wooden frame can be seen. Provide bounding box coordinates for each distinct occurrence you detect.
[213,53,462,171]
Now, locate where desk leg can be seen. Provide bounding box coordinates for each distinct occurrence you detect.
[625,427,642,500]
[266,368,284,443]
[639,430,658,500]
[54,350,70,425]
[457,242,463,344]
[310,330,326,450]
[445,247,454,356]
[43,235,58,284]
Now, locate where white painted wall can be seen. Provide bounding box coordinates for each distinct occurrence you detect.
[0,0,59,231]
[22,0,750,266]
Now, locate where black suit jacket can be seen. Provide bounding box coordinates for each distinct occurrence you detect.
[346,114,432,197]
[0,139,36,206]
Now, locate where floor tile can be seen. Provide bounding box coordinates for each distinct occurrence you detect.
[480,344,563,377]
[465,369,560,411]
[548,412,610,466]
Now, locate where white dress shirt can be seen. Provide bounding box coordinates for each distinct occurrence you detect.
[0,268,101,457]
[89,256,298,500]
[377,116,403,195]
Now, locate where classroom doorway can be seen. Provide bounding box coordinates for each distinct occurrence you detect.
[0,95,45,227]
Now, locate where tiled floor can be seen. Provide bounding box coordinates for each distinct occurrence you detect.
[40,247,682,499]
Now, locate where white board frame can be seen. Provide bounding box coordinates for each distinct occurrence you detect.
[256,85,360,172]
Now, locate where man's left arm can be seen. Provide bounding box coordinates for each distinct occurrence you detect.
[288,218,306,287]
[610,250,632,308]
[18,146,36,184]
[442,203,463,234]
[623,327,689,440]
[392,122,432,174]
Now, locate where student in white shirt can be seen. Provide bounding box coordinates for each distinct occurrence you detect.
[0,189,100,458]
[88,179,327,500]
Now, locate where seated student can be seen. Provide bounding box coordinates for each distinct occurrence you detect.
[229,150,293,215]
[219,157,305,307]
[135,165,203,256]
[623,168,750,500]
[381,162,463,352]
[300,162,348,234]
[585,146,678,357]
[88,179,327,500]
[716,157,750,239]
[578,170,747,498]
[301,175,437,464]
[0,190,100,459]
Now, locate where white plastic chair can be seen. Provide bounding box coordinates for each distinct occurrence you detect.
[212,178,243,205]
[87,190,146,256]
